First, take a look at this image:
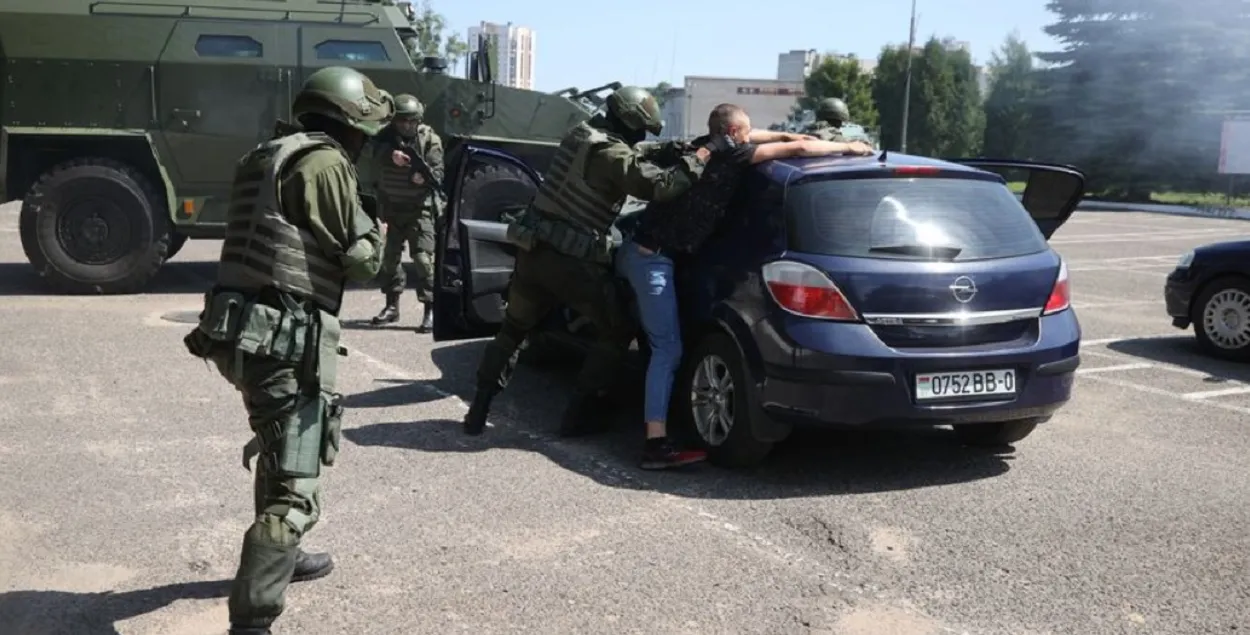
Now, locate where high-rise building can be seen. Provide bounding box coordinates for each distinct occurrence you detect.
[466,21,535,90]
[777,49,821,82]
[779,49,877,79]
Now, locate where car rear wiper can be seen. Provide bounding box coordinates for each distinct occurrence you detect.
[868,244,963,259]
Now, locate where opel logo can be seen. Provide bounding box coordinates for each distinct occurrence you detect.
[950,276,977,303]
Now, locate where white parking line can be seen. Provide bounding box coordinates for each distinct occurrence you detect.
[1076,363,1154,375]
[1080,372,1250,416]
[1080,335,1176,347]
[1071,300,1158,309]
[1079,348,1214,378]
[1050,230,1234,244]
[1182,386,1250,400]
[1065,255,1181,265]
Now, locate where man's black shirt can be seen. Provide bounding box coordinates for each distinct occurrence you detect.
[631,134,757,255]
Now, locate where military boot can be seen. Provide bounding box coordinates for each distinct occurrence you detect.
[370,292,401,325]
[462,388,496,436]
[291,548,334,582]
[228,627,271,635]
[558,390,616,438]
[415,302,434,334]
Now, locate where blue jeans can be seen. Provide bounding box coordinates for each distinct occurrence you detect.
[615,240,682,424]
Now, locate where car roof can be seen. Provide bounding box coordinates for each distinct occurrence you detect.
[757,152,998,185]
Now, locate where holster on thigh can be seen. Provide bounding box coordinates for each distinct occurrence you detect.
[241,298,347,478]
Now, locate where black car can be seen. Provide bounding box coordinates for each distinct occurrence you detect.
[1165,240,1250,361]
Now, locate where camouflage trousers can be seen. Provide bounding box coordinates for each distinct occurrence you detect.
[211,352,322,629]
[476,243,634,395]
[378,211,436,303]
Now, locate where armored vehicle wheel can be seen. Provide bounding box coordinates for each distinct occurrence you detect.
[166,233,189,261]
[19,158,170,294]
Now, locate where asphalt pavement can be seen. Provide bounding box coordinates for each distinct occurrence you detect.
[0,201,1247,635]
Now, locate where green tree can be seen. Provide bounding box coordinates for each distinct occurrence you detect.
[800,55,878,131]
[409,0,468,73]
[649,81,675,108]
[872,37,984,156]
[1031,0,1250,198]
[982,32,1038,158]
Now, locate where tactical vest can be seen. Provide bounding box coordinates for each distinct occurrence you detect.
[809,122,847,142]
[217,132,348,314]
[529,122,621,235]
[377,127,433,205]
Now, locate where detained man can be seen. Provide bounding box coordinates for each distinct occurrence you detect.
[616,103,874,470]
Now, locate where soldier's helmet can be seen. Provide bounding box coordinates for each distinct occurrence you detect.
[816,97,850,123]
[394,93,425,120]
[291,66,394,136]
[606,86,664,136]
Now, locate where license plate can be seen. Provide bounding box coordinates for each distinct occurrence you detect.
[915,369,1016,400]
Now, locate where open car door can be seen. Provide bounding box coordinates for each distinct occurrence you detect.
[432,145,541,342]
[946,159,1086,239]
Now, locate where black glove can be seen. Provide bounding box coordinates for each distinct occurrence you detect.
[702,134,736,154]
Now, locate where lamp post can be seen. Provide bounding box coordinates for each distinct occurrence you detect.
[900,0,917,153]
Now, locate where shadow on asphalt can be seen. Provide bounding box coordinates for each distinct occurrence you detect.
[0,261,218,296]
[343,339,1015,500]
[0,579,230,635]
[0,260,384,297]
[1106,336,1250,383]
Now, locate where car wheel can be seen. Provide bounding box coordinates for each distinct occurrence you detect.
[953,419,1041,447]
[1192,276,1250,362]
[19,157,170,294]
[672,332,773,468]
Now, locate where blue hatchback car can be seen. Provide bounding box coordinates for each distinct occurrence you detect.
[433,146,1087,467]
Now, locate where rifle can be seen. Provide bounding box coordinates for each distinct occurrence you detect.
[396,138,446,203]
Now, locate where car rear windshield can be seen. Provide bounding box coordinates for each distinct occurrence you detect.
[785,176,1049,261]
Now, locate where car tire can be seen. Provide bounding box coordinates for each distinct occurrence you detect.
[1191,275,1250,362]
[671,332,774,468]
[19,157,169,294]
[954,418,1041,447]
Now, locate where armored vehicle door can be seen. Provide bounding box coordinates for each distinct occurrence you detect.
[156,21,296,204]
[432,146,541,342]
[947,159,1087,239]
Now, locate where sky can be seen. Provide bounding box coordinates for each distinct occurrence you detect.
[434,0,1066,92]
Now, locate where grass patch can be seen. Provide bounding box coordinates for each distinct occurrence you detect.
[1150,191,1250,207]
[1008,180,1250,207]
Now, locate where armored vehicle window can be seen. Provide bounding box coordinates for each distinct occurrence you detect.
[195,35,263,58]
[314,40,389,62]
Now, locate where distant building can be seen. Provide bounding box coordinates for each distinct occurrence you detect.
[779,49,877,80]
[777,49,822,82]
[663,76,805,139]
[656,87,687,141]
[466,21,535,90]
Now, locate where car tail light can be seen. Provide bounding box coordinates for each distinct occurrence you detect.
[762,260,859,321]
[1043,260,1070,315]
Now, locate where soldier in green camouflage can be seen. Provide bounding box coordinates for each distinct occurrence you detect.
[362,93,445,333]
[461,85,709,438]
[181,66,392,635]
[806,97,851,141]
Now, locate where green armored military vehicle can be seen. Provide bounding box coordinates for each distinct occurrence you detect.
[0,0,609,294]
